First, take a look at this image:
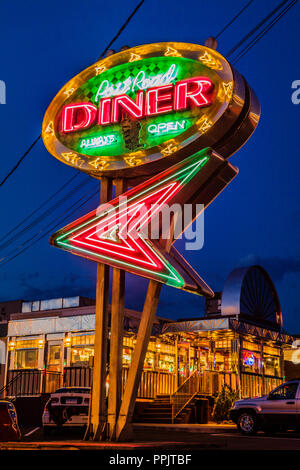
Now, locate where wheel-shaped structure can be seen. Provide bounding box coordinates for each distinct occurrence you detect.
[221,265,282,327]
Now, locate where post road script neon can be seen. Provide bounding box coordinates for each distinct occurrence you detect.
[94,64,178,101]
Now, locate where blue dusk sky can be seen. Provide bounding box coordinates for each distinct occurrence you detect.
[0,0,299,332]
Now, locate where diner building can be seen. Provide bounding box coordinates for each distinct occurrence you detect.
[0,265,294,401]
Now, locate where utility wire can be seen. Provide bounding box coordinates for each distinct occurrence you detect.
[226,0,290,56]
[0,134,41,187]
[0,175,94,251]
[0,172,80,243]
[0,0,146,189]
[232,0,298,64]
[215,0,255,39]
[99,0,145,58]
[0,188,99,266]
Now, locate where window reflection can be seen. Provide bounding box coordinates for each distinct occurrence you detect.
[15,349,38,369]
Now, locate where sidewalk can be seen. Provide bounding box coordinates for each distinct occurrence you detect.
[0,440,205,450]
[133,423,236,433]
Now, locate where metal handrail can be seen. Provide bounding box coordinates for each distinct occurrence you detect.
[171,370,200,423]
[1,369,63,398]
[174,370,199,394]
[0,371,23,398]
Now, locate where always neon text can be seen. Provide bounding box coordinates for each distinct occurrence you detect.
[80,134,118,149]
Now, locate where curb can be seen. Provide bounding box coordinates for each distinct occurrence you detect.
[133,424,236,434]
[0,440,213,451]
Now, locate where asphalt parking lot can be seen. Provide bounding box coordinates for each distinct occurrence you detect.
[2,424,298,451]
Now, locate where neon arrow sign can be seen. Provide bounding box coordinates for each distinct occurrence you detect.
[51,150,209,289]
[50,148,238,295]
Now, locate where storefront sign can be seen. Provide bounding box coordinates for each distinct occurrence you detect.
[243,350,255,366]
[42,42,260,180]
[50,148,238,295]
[50,149,209,292]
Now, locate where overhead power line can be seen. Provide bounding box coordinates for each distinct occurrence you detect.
[0,0,146,189]
[0,134,41,187]
[0,172,80,243]
[99,0,145,58]
[232,0,298,64]
[0,187,99,266]
[215,0,255,39]
[0,175,93,251]
[226,0,291,57]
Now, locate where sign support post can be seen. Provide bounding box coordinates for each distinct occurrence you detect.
[116,280,162,441]
[107,179,127,440]
[87,177,112,441]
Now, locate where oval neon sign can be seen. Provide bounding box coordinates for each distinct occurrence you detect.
[42,42,260,180]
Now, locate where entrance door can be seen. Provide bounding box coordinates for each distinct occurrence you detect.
[47,341,63,372]
[177,343,190,386]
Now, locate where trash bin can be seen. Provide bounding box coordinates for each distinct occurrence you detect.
[194,398,209,424]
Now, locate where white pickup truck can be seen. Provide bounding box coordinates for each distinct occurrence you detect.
[230,380,300,435]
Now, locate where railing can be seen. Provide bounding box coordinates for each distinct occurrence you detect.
[171,370,239,423]
[63,367,93,388]
[63,366,176,398]
[122,368,176,398]
[0,371,23,399]
[171,370,200,423]
[240,372,283,398]
[263,375,283,395]
[196,370,238,395]
[4,370,62,397]
[5,367,282,399]
[63,366,235,399]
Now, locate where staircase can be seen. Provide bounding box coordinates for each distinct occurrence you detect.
[134,395,172,423]
[134,371,207,424]
[134,395,194,424]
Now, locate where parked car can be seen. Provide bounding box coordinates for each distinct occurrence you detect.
[230,380,300,435]
[0,400,21,441]
[42,387,90,434]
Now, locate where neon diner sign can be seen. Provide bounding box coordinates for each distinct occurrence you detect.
[42,42,260,177]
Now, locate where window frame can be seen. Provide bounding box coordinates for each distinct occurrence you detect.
[268,382,299,401]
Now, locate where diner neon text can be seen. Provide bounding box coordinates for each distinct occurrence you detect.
[60,77,213,134]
